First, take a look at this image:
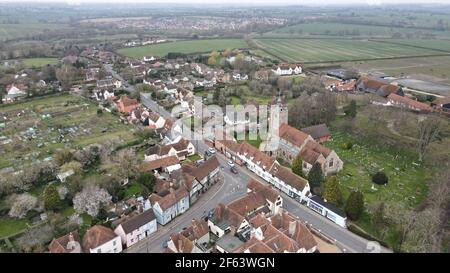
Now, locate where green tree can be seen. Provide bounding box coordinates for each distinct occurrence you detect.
[291,153,303,177]
[307,162,324,194]
[322,176,343,206]
[137,172,156,192]
[42,184,62,211]
[345,191,364,221]
[344,100,357,118]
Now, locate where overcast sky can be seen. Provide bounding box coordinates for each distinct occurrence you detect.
[2,0,450,5]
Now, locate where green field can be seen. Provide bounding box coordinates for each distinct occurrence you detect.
[0,95,137,170]
[117,39,249,58]
[0,23,71,41]
[22,58,58,68]
[267,22,450,38]
[373,39,450,52]
[255,38,447,63]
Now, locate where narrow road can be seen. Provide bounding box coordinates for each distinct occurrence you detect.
[108,65,392,253]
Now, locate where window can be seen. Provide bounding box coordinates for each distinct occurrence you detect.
[329,160,334,167]
[113,240,116,246]
[97,249,101,253]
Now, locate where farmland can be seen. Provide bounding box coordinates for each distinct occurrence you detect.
[0,94,137,170]
[0,23,71,41]
[265,22,450,38]
[373,39,450,52]
[254,38,448,63]
[22,58,58,68]
[117,38,248,58]
[339,55,450,85]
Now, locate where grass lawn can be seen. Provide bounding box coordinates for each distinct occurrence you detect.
[237,134,263,149]
[230,85,273,105]
[62,207,76,218]
[254,38,447,63]
[324,129,428,210]
[81,213,92,227]
[0,218,28,239]
[187,154,202,162]
[22,58,58,68]
[117,38,249,58]
[124,183,145,199]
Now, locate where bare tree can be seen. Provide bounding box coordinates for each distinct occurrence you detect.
[417,117,444,161]
[73,184,111,217]
[8,193,38,219]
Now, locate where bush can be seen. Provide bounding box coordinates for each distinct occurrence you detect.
[97,109,103,115]
[372,172,389,185]
[342,142,354,150]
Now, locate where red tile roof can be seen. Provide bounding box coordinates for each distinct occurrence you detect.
[279,123,311,147]
[82,225,118,251]
[388,93,431,112]
[139,156,180,172]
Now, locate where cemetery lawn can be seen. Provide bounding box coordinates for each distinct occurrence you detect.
[0,94,138,170]
[324,129,428,210]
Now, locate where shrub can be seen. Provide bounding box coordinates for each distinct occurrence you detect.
[372,172,389,185]
[342,142,354,150]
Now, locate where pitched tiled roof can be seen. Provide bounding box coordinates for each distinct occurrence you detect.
[82,225,117,251]
[269,164,308,192]
[388,93,431,112]
[301,124,330,140]
[181,219,209,241]
[239,142,275,170]
[139,156,180,172]
[118,95,139,107]
[270,212,317,251]
[279,123,310,147]
[148,112,161,123]
[432,96,450,106]
[48,231,82,253]
[210,203,245,230]
[169,233,194,253]
[189,156,220,181]
[234,237,275,253]
[149,187,188,211]
[119,209,156,234]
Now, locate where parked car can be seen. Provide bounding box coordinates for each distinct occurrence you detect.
[230,166,238,174]
[227,160,235,167]
[208,147,216,154]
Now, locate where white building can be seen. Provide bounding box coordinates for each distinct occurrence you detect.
[82,225,122,253]
[114,209,158,248]
[307,196,347,228]
[271,64,302,76]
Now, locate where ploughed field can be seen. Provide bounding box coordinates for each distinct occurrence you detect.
[254,38,448,63]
